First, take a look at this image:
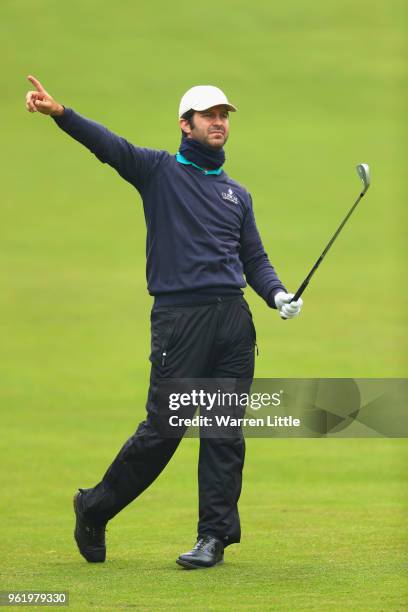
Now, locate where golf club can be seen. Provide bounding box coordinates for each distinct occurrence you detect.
[281,163,371,318]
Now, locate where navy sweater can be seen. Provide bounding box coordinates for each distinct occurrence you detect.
[53,109,286,306]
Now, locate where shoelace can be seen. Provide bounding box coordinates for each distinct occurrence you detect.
[85,524,106,544]
[193,538,217,553]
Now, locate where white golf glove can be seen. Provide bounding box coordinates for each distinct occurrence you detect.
[274,291,303,319]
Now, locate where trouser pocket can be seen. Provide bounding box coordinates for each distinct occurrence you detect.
[239,301,258,355]
[149,308,180,368]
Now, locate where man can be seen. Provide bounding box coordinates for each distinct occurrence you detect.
[25,77,303,569]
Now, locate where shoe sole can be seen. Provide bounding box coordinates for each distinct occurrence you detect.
[73,492,106,563]
[176,557,224,570]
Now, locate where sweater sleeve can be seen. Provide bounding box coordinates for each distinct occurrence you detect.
[239,194,287,308]
[52,107,166,192]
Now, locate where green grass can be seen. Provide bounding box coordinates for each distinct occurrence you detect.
[2,431,407,610]
[1,0,407,609]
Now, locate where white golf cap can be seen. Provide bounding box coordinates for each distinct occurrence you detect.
[178,85,237,118]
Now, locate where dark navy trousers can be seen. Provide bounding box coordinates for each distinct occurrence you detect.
[81,295,256,547]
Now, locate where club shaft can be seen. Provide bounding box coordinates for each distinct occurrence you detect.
[290,190,366,303]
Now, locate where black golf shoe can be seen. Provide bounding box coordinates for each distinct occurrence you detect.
[73,489,106,563]
[176,536,224,569]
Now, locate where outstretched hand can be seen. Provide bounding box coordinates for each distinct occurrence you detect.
[25,75,64,116]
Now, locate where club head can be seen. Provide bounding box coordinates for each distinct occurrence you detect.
[356,163,370,194]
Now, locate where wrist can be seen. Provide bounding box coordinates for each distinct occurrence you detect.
[51,103,64,117]
[271,290,286,309]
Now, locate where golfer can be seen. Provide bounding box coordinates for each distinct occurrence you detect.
[25,76,303,569]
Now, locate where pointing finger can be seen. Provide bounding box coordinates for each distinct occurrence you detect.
[27,75,46,93]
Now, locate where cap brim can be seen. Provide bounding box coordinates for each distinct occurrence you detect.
[191,102,237,113]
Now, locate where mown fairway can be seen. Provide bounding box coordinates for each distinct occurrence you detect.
[1,1,407,609]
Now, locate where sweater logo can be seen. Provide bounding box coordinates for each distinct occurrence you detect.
[221,188,239,205]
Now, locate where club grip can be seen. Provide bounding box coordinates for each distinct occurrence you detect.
[280,285,306,320]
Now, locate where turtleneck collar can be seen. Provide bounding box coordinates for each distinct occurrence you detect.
[178,136,225,174]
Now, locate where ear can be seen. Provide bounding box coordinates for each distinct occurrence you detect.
[179,118,192,136]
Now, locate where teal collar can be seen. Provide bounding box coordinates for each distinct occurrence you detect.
[176,152,223,176]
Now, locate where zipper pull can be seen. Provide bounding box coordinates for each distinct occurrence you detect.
[255,342,259,356]
[161,351,167,366]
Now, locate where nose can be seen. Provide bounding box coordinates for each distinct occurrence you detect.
[211,114,225,127]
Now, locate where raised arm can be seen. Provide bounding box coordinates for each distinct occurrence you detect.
[25,75,166,191]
